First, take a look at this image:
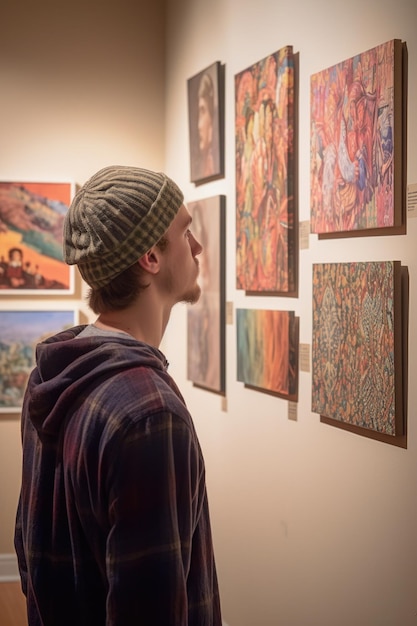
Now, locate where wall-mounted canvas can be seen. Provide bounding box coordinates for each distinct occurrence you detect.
[310,39,404,236]
[0,309,78,413]
[236,308,298,400]
[187,196,226,393]
[0,181,75,294]
[187,61,225,185]
[312,261,403,435]
[235,46,296,294]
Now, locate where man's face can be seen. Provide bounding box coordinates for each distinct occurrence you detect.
[158,204,203,305]
[198,96,213,153]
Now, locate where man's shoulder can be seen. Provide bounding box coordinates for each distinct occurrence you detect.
[92,362,191,428]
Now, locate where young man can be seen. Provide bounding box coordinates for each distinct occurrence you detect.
[14,166,222,625]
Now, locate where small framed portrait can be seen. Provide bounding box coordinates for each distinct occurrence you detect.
[187,195,226,394]
[0,181,75,294]
[187,61,225,185]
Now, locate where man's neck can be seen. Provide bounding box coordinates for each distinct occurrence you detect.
[95,299,170,348]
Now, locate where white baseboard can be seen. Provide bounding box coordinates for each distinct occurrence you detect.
[0,553,19,582]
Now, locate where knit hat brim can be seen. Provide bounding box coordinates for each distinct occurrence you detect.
[63,166,184,289]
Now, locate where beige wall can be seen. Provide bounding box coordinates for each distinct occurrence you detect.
[0,0,166,555]
[164,0,417,625]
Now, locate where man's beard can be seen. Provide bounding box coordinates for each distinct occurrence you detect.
[163,263,202,306]
[182,282,201,305]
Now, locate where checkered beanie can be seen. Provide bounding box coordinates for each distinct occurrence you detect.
[63,165,184,289]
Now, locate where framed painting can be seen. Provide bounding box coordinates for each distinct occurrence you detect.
[310,39,404,236]
[187,61,225,185]
[311,261,403,437]
[0,309,78,413]
[235,46,296,295]
[0,181,75,294]
[236,308,298,401]
[187,196,226,393]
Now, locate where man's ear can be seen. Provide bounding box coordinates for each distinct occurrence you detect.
[137,247,161,275]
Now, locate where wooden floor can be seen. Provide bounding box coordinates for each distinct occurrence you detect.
[0,582,27,626]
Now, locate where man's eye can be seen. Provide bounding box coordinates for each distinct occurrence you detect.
[186,229,192,238]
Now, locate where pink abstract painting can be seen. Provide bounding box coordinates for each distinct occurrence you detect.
[310,40,403,234]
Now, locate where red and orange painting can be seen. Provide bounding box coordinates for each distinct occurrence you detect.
[0,181,74,293]
[310,39,403,234]
[235,46,295,293]
[236,308,298,400]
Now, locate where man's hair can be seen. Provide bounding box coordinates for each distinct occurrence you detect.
[198,72,215,119]
[87,236,168,314]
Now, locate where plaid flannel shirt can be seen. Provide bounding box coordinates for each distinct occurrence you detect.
[15,326,222,626]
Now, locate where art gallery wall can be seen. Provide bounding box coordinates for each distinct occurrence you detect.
[0,0,167,568]
[0,1,416,626]
[163,0,417,625]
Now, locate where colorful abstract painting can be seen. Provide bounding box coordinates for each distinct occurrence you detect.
[310,39,403,234]
[236,309,298,399]
[187,196,225,393]
[0,310,77,412]
[0,181,74,294]
[235,46,295,293]
[312,261,403,435]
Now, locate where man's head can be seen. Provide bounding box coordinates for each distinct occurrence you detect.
[198,72,214,154]
[63,165,184,289]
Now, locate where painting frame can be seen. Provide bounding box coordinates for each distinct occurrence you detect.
[187,61,225,185]
[187,195,226,394]
[311,261,404,439]
[0,180,75,295]
[310,39,405,238]
[236,308,299,401]
[0,308,79,414]
[235,45,297,295]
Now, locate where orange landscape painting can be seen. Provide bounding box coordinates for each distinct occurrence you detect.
[0,181,74,293]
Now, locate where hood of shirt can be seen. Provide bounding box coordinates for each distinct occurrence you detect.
[24,325,170,439]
